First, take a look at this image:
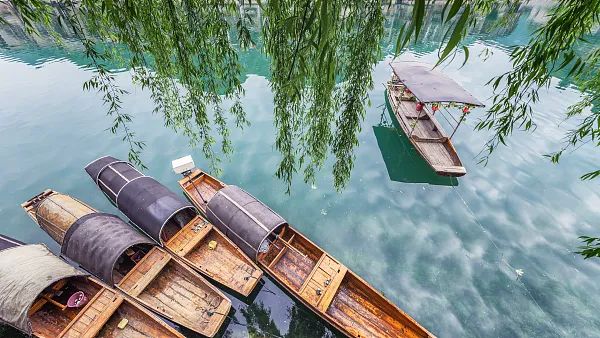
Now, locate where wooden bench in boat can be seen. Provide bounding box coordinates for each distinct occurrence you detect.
[165,216,263,296]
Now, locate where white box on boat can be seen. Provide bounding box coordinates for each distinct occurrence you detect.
[172,155,195,174]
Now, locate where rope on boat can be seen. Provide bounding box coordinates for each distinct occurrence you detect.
[452,187,567,337]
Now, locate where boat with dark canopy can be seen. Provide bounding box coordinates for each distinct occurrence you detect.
[386,62,484,177]
[0,234,183,338]
[178,163,436,338]
[84,156,262,297]
[21,190,230,337]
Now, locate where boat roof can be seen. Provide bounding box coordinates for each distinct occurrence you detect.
[0,234,24,251]
[61,212,155,285]
[85,156,196,245]
[206,185,287,260]
[390,62,484,107]
[0,244,87,334]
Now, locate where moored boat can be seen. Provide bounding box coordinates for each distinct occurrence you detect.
[386,62,484,177]
[0,234,184,338]
[84,156,263,297]
[178,165,436,338]
[21,190,230,337]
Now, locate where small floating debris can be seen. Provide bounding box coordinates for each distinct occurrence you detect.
[321,209,327,215]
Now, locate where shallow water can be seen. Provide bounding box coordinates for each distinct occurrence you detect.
[1,4,600,338]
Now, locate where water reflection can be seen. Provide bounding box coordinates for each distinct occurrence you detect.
[2,2,600,338]
[241,302,281,337]
[373,101,458,186]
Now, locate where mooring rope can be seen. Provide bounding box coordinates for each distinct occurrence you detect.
[452,187,567,336]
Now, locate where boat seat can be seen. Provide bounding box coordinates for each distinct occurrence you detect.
[30,280,69,314]
[406,114,430,120]
[411,135,448,143]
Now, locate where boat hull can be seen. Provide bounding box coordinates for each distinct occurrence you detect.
[114,247,232,338]
[386,84,466,177]
[178,169,436,338]
[22,191,231,338]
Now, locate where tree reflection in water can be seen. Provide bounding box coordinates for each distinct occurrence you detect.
[1,2,526,191]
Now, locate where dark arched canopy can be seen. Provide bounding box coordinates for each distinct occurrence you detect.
[85,156,197,245]
[206,185,287,260]
[61,213,155,285]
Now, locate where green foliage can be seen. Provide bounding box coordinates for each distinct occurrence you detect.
[476,0,600,181]
[576,236,600,259]
[262,0,383,190]
[5,0,599,190]
[240,302,282,338]
[9,0,251,172]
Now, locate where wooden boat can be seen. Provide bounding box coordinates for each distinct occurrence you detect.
[386,62,484,177]
[0,234,184,338]
[21,190,231,337]
[178,167,436,338]
[84,156,263,297]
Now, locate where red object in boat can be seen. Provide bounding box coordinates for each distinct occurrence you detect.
[462,106,470,114]
[431,104,439,112]
[403,88,411,94]
[416,102,424,111]
[67,291,88,308]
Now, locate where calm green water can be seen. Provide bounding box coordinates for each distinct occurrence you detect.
[1,4,600,338]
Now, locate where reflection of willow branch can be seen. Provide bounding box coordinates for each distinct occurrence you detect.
[63,0,146,168]
[286,2,313,82]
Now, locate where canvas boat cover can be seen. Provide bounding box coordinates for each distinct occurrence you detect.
[206,185,287,260]
[0,244,86,334]
[61,213,155,285]
[390,62,484,106]
[85,156,197,245]
[0,234,24,251]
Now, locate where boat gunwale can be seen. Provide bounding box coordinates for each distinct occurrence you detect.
[180,168,437,338]
[21,191,230,338]
[386,83,466,177]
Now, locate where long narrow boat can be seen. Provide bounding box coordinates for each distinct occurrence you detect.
[0,234,184,338]
[21,190,231,337]
[178,166,436,338]
[386,62,484,177]
[84,156,262,297]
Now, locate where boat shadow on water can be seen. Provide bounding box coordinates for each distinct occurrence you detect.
[373,100,459,187]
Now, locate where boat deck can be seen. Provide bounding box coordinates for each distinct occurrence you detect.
[180,169,436,338]
[118,247,230,337]
[259,227,433,338]
[387,84,465,176]
[166,216,262,296]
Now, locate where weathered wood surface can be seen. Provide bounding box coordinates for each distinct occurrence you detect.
[21,190,95,245]
[166,215,263,296]
[22,190,229,337]
[180,170,436,338]
[29,277,183,338]
[387,82,466,177]
[117,247,231,337]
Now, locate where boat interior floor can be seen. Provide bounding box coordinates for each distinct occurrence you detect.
[113,244,153,284]
[180,171,223,208]
[118,247,228,334]
[30,278,101,337]
[171,219,261,294]
[259,226,429,338]
[96,300,176,338]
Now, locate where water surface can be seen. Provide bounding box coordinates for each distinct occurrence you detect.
[1,4,599,337]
